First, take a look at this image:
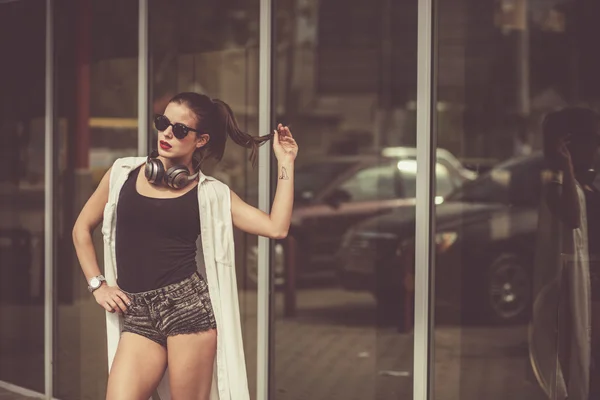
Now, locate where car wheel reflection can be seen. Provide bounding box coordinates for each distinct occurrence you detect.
[486,254,531,324]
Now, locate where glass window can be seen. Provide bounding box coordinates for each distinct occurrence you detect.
[272,1,418,399]
[53,1,139,399]
[338,163,399,202]
[433,0,599,399]
[447,156,543,206]
[0,0,47,393]
[397,159,455,198]
[295,160,360,199]
[435,163,455,198]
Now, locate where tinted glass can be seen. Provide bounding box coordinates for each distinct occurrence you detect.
[434,0,600,398]
[0,1,46,393]
[272,0,418,398]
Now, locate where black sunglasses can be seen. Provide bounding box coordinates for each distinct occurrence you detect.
[154,114,200,140]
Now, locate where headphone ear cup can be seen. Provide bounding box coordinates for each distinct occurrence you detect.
[145,158,165,185]
[165,165,190,189]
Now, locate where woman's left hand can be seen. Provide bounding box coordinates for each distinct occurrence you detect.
[273,124,298,163]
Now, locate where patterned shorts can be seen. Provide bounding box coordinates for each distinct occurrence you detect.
[121,272,217,347]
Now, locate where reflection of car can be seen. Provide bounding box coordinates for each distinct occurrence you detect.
[248,148,474,286]
[337,154,548,325]
[382,146,478,181]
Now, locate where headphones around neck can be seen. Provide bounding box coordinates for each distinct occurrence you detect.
[144,150,200,189]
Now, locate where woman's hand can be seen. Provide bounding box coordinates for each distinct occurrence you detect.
[93,284,131,314]
[273,124,298,163]
[547,133,573,172]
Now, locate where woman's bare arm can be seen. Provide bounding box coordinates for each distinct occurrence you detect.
[72,167,129,313]
[231,160,294,239]
[231,125,297,238]
[72,168,110,281]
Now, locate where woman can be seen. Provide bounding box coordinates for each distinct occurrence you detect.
[72,92,298,400]
[530,107,600,400]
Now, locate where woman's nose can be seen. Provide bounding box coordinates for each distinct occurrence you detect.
[162,125,174,138]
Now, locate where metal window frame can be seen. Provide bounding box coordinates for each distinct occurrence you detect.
[257,0,273,398]
[138,0,149,156]
[44,0,55,398]
[414,0,437,399]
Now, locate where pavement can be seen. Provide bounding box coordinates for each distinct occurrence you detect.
[1,287,547,400]
[0,389,29,400]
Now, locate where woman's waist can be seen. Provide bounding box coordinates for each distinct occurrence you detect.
[120,271,206,306]
[117,260,199,294]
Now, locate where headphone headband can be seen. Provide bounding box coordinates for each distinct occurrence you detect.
[145,151,199,189]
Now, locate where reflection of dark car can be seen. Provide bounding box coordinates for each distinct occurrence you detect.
[337,154,548,325]
[248,148,474,286]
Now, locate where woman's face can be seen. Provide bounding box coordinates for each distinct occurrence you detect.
[156,102,208,162]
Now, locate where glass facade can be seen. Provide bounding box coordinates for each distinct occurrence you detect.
[271,0,417,399]
[1,0,599,399]
[433,0,600,399]
[0,0,47,394]
[53,1,139,398]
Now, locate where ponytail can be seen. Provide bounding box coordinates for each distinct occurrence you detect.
[169,92,272,166]
[212,99,273,166]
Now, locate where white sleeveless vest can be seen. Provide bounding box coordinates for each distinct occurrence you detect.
[101,157,250,400]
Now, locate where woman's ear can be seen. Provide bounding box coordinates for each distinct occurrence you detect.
[196,134,210,148]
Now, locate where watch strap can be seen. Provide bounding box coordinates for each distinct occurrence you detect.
[88,275,106,293]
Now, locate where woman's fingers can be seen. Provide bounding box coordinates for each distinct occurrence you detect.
[103,301,115,313]
[107,299,120,314]
[115,290,131,304]
[112,295,128,313]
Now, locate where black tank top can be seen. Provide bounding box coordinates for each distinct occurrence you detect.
[115,166,200,292]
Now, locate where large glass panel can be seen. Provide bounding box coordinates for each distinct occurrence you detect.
[433,0,600,399]
[148,0,261,396]
[53,1,139,398]
[271,0,420,398]
[0,0,47,393]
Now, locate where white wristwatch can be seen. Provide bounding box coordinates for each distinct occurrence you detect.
[88,275,106,293]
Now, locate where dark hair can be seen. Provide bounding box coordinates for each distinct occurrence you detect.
[168,92,272,166]
[542,106,600,171]
[542,106,600,145]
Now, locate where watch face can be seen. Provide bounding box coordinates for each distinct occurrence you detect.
[90,277,100,288]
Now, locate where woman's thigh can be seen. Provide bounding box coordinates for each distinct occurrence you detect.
[167,329,217,400]
[106,332,167,400]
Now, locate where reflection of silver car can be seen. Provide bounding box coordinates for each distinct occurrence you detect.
[382,147,478,181]
[247,148,474,287]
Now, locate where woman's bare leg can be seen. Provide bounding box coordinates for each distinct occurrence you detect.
[106,333,167,400]
[166,329,217,400]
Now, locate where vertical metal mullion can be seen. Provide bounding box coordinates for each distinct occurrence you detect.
[138,0,149,156]
[257,0,272,398]
[414,0,437,399]
[44,0,55,398]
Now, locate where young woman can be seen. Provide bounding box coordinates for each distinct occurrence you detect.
[72,92,298,400]
[530,107,600,400]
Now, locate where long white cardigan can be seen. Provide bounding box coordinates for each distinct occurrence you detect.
[101,157,250,400]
